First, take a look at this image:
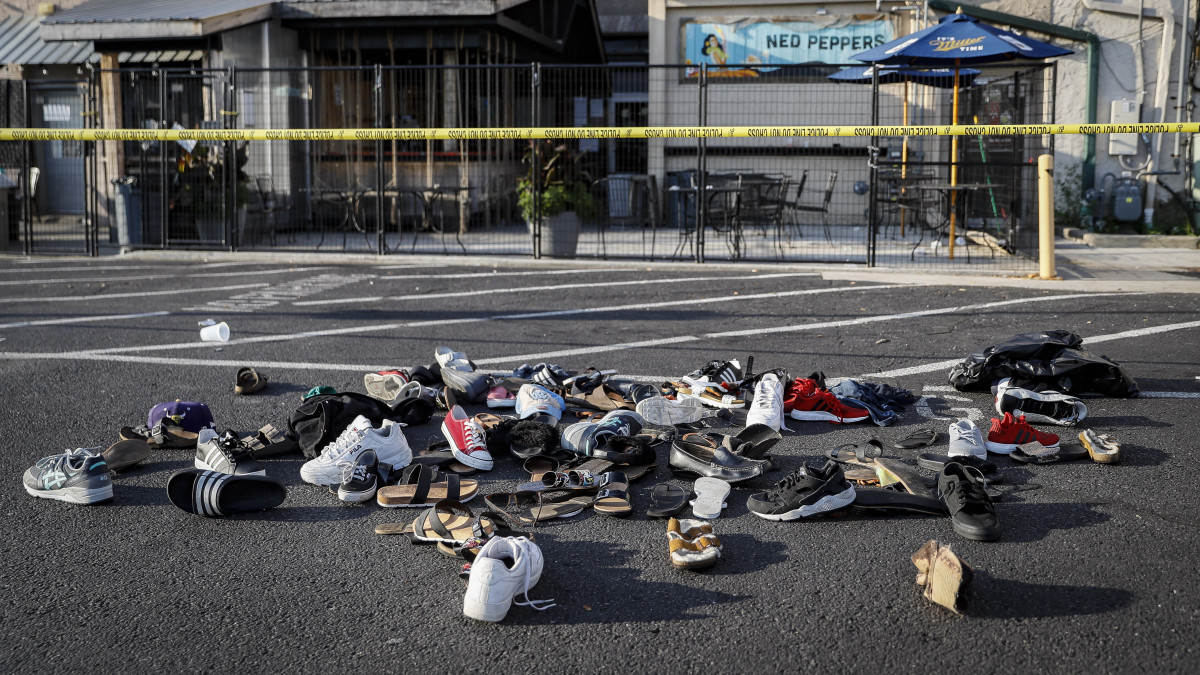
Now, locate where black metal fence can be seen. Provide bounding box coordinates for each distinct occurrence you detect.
[2,62,1054,269]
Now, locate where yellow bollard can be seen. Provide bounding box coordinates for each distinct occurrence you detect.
[1038,154,1056,280]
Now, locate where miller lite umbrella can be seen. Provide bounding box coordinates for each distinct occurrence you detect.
[852,8,1072,257]
[828,65,982,235]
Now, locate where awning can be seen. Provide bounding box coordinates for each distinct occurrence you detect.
[0,16,93,65]
[40,0,275,41]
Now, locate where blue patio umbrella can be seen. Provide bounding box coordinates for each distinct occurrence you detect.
[829,65,982,235]
[851,11,1073,66]
[851,9,1072,257]
[826,65,980,87]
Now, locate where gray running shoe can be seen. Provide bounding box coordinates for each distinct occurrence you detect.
[23,447,113,505]
[441,367,491,402]
[947,419,987,459]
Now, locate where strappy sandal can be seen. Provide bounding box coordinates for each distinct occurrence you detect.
[592,472,632,517]
[1079,429,1121,464]
[517,469,603,493]
[412,441,475,476]
[691,386,744,409]
[483,490,589,524]
[382,499,495,544]
[242,424,297,459]
[119,418,198,449]
[377,464,480,507]
[827,440,930,496]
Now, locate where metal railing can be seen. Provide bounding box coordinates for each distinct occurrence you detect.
[0,62,1054,269]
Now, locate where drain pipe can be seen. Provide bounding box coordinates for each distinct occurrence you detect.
[927,0,1099,210]
[1082,0,1181,226]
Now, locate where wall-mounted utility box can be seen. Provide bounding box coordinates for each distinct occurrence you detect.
[1108,99,1139,156]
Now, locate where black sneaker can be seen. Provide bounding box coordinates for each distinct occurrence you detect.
[339,449,380,503]
[23,447,113,505]
[195,428,266,476]
[937,461,1000,541]
[747,460,856,521]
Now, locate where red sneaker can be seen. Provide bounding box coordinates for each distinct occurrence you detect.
[785,378,869,423]
[442,405,493,470]
[985,412,1060,455]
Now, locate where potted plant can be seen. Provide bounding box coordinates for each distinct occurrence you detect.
[518,140,599,257]
[172,142,250,244]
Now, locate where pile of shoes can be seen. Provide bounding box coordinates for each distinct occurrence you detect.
[21,345,1138,622]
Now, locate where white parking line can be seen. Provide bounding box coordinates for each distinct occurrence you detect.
[858,317,1200,379]
[475,291,1139,365]
[0,352,394,372]
[0,283,271,304]
[0,265,170,274]
[38,283,900,356]
[0,311,169,330]
[293,272,825,306]
[0,266,330,286]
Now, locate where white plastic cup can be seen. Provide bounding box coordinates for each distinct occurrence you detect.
[200,322,230,342]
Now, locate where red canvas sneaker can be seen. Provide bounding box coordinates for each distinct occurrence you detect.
[442,405,493,470]
[785,378,869,424]
[985,412,1060,455]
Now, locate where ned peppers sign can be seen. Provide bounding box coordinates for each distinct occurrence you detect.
[682,17,894,78]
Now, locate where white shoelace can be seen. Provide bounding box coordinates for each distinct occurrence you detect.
[464,421,487,453]
[323,427,366,462]
[508,538,555,611]
[339,459,369,484]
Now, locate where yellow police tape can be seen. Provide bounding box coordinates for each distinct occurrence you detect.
[0,123,1197,142]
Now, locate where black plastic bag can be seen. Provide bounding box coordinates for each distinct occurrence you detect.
[948,329,1139,397]
[287,392,395,460]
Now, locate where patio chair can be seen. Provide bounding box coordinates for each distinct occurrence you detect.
[787,169,837,245]
[592,175,650,260]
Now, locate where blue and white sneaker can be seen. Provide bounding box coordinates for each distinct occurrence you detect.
[23,447,113,505]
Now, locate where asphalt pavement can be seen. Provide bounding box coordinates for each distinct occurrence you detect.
[1,252,1198,674]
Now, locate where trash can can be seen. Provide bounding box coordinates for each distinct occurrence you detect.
[111,176,141,249]
[665,170,697,231]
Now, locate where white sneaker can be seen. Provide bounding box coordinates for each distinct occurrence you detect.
[744,373,785,432]
[947,419,987,459]
[299,415,412,486]
[635,396,703,426]
[435,346,472,372]
[463,536,555,622]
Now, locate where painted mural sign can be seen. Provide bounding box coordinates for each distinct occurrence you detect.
[683,17,894,78]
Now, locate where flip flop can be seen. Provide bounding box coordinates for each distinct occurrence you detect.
[894,428,939,449]
[647,483,689,518]
[517,469,603,493]
[102,439,151,472]
[1010,442,1089,464]
[234,367,268,395]
[851,487,948,515]
[592,472,633,517]
[690,476,731,519]
[376,465,480,507]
